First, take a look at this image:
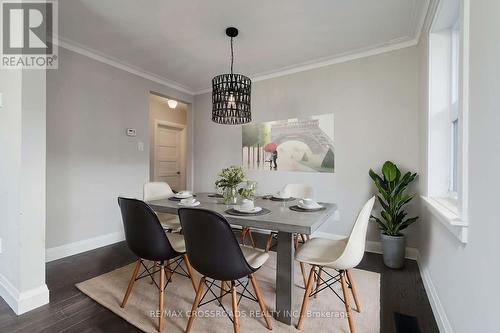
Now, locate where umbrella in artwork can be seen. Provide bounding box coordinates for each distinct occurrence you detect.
[264,143,278,152]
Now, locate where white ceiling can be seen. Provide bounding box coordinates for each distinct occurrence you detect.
[58,0,429,94]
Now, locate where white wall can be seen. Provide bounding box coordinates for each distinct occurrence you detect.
[46,48,193,255]
[417,1,500,332]
[193,47,421,246]
[0,69,48,314]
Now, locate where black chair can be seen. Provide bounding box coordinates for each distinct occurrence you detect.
[178,208,273,333]
[117,197,197,333]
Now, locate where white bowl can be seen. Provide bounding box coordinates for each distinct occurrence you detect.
[298,200,322,210]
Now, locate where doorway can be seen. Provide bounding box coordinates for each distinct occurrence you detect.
[149,93,188,191]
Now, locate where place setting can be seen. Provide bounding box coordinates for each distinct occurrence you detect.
[168,190,197,201]
[225,198,271,216]
[265,190,296,202]
[289,198,326,212]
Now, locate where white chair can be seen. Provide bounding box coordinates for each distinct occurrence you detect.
[143,182,181,232]
[295,196,375,333]
[281,183,314,199]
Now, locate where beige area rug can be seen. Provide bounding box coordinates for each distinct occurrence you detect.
[76,252,380,333]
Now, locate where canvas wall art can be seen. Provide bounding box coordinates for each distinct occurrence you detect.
[242,113,334,173]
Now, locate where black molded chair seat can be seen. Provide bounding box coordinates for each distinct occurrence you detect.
[178,208,273,333]
[117,197,198,333]
[179,208,264,281]
[118,197,182,262]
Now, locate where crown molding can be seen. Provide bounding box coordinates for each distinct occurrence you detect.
[54,36,195,95]
[194,37,419,95]
[54,0,431,98]
[412,0,431,43]
[423,0,441,36]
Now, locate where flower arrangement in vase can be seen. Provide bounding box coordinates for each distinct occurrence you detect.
[215,165,246,204]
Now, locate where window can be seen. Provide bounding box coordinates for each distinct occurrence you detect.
[425,0,469,242]
[450,118,458,194]
[449,21,459,196]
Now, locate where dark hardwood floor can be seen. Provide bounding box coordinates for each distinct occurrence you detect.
[0,238,438,333]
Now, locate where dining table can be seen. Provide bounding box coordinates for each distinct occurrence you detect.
[147,192,337,325]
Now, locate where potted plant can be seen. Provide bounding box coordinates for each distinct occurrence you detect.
[369,161,418,269]
[215,165,246,204]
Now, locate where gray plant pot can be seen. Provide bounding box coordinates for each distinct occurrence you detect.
[381,233,406,269]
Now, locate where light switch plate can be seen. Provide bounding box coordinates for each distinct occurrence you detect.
[137,141,144,151]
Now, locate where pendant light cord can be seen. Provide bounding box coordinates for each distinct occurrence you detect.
[230,36,234,74]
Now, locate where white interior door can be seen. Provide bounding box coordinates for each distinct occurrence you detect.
[154,124,185,191]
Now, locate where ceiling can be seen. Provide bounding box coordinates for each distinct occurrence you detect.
[58,0,430,94]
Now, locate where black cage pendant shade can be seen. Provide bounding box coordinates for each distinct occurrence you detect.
[212,27,252,125]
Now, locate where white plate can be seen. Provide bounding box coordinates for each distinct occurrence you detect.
[298,202,323,210]
[175,193,193,199]
[234,206,262,213]
[178,201,200,207]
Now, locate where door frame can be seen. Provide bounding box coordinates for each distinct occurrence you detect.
[152,119,187,190]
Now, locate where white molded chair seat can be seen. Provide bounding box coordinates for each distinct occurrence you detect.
[295,196,375,332]
[157,212,181,230]
[282,183,314,199]
[295,237,347,267]
[240,245,269,269]
[165,233,186,253]
[144,182,180,231]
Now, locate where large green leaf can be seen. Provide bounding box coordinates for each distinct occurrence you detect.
[382,161,398,182]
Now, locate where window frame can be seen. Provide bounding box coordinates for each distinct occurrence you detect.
[423,0,469,243]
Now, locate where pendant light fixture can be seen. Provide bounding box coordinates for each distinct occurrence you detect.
[212,27,252,125]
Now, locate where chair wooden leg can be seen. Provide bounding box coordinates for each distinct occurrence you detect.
[158,263,165,333]
[294,234,308,287]
[121,260,141,308]
[264,234,274,253]
[249,274,272,330]
[299,262,307,288]
[300,233,306,243]
[248,230,256,248]
[346,270,361,312]
[220,280,226,302]
[183,255,198,292]
[231,281,240,333]
[314,267,323,299]
[240,228,249,245]
[296,265,316,330]
[340,271,355,333]
[151,261,157,284]
[185,277,205,333]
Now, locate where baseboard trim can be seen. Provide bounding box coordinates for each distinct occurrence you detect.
[0,273,49,315]
[45,231,125,262]
[313,231,419,260]
[416,253,453,333]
